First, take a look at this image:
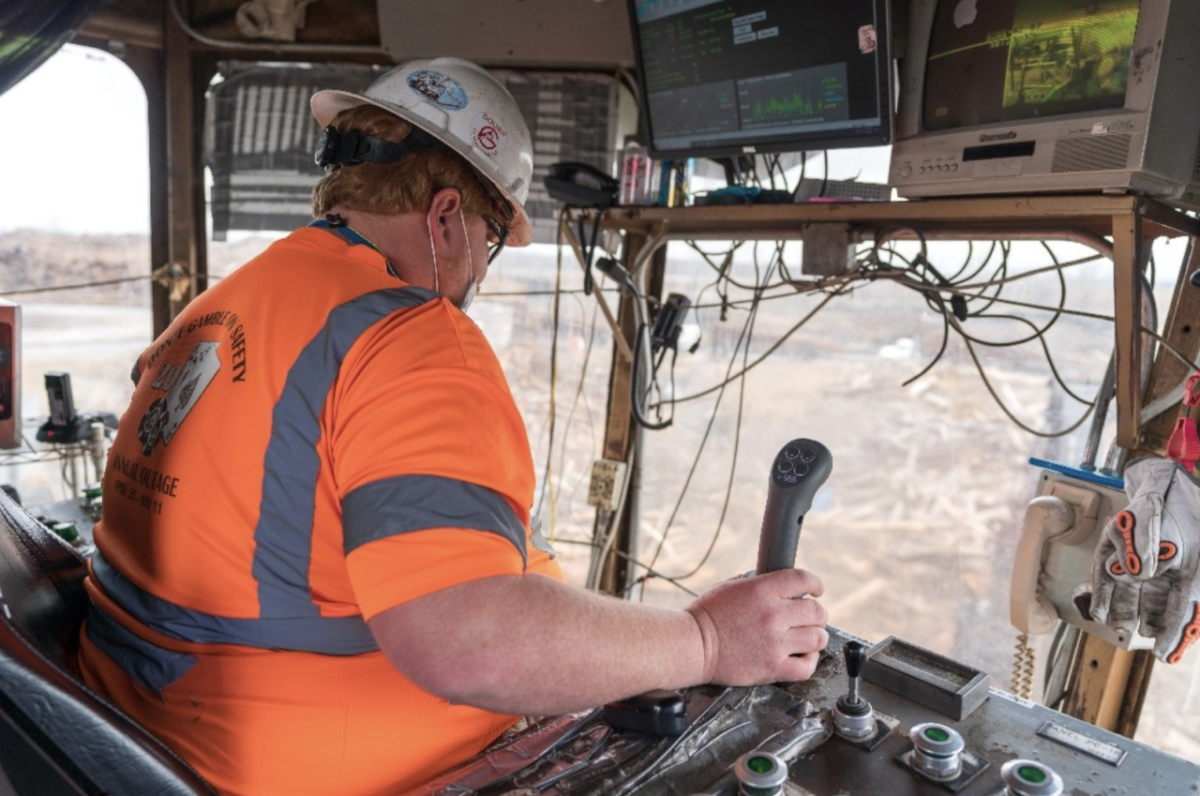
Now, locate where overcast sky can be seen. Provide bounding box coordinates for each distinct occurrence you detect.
[0,44,150,235]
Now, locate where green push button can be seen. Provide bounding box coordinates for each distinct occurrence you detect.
[1017,765,1047,784]
[747,756,774,774]
[924,727,951,743]
[52,522,79,543]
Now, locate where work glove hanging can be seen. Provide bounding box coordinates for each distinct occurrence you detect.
[1087,457,1200,663]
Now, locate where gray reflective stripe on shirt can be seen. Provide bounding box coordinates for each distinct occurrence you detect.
[85,602,197,695]
[252,286,437,621]
[91,552,380,654]
[343,474,528,566]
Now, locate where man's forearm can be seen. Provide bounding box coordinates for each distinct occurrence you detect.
[370,573,708,715]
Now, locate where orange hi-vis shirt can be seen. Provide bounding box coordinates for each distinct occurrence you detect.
[77,222,563,796]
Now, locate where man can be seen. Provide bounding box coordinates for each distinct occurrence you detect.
[78,57,829,796]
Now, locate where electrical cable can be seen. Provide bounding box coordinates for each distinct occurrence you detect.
[576,209,606,296]
[638,288,759,590]
[482,288,595,298]
[637,248,775,593]
[1,265,174,296]
[952,313,1097,438]
[555,293,604,518]
[943,240,981,284]
[651,295,755,588]
[962,313,1096,405]
[661,289,842,407]
[866,236,1108,406]
[631,323,674,430]
[536,225,567,540]
[586,438,638,591]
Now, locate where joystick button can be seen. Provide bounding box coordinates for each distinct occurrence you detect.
[800,448,816,463]
[784,446,800,460]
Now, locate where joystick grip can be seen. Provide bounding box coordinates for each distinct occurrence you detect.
[844,640,866,679]
[756,438,833,574]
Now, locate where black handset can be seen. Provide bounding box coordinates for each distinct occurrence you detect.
[543,162,618,208]
[756,439,833,574]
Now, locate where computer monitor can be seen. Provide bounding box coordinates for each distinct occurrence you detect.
[889,0,1200,210]
[626,0,893,160]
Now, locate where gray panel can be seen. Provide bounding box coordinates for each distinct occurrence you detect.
[416,629,1200,795]
[376,0,635,69]
[1051,135,1132,174]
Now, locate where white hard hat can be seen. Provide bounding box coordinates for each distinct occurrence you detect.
[312,57,535,246]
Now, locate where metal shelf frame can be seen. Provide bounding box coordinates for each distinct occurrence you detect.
[567,194,1200,737]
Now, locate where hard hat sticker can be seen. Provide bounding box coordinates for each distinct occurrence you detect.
[406,70,469,110]
[471,112,508,158]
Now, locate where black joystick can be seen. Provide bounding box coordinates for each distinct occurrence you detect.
[833,640,876,741]
[756,438,833,574]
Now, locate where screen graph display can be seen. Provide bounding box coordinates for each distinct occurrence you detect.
[628,0,891,157]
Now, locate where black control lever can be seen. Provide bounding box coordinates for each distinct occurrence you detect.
[844,641,866,707]
[834,639,876,741]
[756,439,833,574]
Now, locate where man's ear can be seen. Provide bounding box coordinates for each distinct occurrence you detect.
[427,187,463,250]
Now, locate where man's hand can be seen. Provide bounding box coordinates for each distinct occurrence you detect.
[1088,457,1200,663]
[685,568,829,685]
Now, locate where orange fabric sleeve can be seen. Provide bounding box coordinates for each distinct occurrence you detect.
[331,304,546,619]
[346,530,526,620]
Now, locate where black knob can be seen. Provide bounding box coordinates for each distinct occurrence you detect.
[844,641,866,679]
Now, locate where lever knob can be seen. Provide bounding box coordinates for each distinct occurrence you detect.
[833,640,875,740]
[844,641,866,679]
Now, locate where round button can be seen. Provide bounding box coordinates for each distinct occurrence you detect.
[901,165,913,178]
[1000,759,1063,796]
[799,448,816,463]
[951,163,959,172]
[777,459,794,475]
[784,446,800,460]
[793,463,809,477]
[910,723,964,781]
[734,750,787,794]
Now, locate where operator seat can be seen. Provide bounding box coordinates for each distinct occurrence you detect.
[0,489,215,795]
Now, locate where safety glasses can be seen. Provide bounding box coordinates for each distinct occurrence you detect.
[482,213,509,264]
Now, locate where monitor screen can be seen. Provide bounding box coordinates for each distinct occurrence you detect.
[628,0,892,158]
[923,0,1141,132]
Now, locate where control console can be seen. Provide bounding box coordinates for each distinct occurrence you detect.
[409,438,1200,795]
[413,629,1200,795]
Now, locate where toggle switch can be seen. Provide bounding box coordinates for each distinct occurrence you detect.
[833,641,875,741]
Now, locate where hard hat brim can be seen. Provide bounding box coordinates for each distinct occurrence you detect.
[311,88,534,247]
